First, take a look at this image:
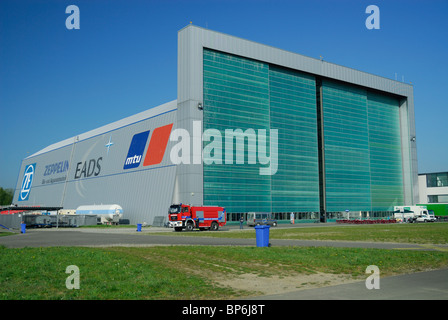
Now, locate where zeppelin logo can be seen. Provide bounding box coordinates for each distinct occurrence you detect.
[19,163,36,201]
[123,123,173,170]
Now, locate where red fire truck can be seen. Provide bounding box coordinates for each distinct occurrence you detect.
[168,204,226,232]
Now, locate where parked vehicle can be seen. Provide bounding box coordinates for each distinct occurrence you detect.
[168,204,226,231]
[246,212,277,227]
[416,215,428,223]
[394,205,431,223]
[427,210,437,222]
[76,204,123,225]
[417,203,448,218]
[415,212,436,223]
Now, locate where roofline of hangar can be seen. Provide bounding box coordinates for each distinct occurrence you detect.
[25,100,177,159]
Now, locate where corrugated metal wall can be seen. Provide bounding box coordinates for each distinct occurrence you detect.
[14,102,178,225]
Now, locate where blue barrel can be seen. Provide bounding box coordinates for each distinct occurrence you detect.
[254,225,270,247]
[20,223,26,234]
[136,223,142,232]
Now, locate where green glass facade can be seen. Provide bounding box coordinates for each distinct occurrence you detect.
[322,80,404,213]
[321,80,372,212]
[203,49,271,212]
[367,92,404,211]
[269,66,319,213]
[203,49,404,216]
[203,49,320,213]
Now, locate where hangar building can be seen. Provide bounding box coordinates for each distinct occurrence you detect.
[13,25,419,224]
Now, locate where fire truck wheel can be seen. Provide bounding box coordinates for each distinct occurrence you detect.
[186,222,194,231]
[210,221,219,231]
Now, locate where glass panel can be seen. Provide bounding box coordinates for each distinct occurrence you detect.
[203,50,320,213]
[322,80,371,212]
[427,173,448,188]
[322,80,404,212]
[203,49,271,213]
[269,66,319,212]
[367,92,404,211]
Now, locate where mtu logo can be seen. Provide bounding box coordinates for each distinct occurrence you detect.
[123,123,173,170]
[19,163,36,201]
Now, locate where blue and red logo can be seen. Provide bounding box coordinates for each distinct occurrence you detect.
[123,123,173,170]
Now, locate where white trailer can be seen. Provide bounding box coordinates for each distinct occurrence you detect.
[393,205,434,223]
[76,204,123,225]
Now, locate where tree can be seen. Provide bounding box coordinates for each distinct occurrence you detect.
[0,187,14,206]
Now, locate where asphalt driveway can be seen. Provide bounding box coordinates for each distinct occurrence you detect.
[1,227,446,251]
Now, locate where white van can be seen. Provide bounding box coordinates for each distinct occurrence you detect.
[246,212,278,227]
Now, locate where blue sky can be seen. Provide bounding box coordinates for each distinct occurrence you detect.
[1,0,447,189]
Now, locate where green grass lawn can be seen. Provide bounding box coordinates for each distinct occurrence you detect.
[0,246,241,300]
[0,232,14,237]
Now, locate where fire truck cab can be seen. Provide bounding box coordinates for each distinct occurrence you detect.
[168,204,226,232]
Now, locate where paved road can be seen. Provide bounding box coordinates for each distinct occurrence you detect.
[251,268,448,300]
[1,227,446,251]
